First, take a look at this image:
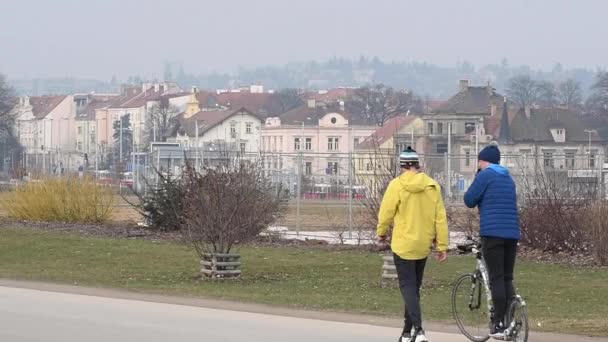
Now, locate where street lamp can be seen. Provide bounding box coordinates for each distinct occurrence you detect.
[584,129,597,169]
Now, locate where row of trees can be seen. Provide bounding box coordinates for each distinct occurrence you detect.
[506,72,608,115]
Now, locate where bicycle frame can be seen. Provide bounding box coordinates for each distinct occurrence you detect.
[472,245,494,321]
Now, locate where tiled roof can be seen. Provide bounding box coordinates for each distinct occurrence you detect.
[110,87,162,109]
[303,88,355,102]
[510,108,602,143]
[357,116,416,149]
[29,95,68,119]
[435,86,504,115]
[278,103,374,126]
[215,92,285,117]
[172,107,261,137]
[76,96,118,121]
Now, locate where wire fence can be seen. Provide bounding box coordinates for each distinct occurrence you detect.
[6,148,608,237]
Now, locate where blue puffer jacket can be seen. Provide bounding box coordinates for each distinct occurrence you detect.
[464,164,520,240]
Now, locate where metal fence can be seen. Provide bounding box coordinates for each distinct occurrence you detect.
[8,148,608,240]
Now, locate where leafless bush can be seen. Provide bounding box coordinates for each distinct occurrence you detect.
[180,157,287,256]
[518,166,593,254]
[446,205,480,238]
[356,148,399,241]
[584,202,608,265]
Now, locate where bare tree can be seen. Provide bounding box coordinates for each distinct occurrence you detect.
[506,75,538,109]
[0,74,17,140]
[557,79,583,109]
[147,97,180,143]
[535,80,558,107]
[0,74,21,175]
[586,71,608,117]
[277,88,304,113]
[349,84,422,126]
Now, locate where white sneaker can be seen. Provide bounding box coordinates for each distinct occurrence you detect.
[411,327,428,342]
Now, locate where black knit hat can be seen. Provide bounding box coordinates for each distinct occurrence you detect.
[478,144,501,164]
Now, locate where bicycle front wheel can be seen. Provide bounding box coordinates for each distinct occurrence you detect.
[452,273,491,342]
[507,296,529,342]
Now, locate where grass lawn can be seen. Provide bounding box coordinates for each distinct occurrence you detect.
[0,228,606,336]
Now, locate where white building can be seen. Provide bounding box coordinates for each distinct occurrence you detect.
[169,92,263,154]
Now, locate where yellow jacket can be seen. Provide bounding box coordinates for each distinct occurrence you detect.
[377,171,449,260]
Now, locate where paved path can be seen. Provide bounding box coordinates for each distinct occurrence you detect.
[0,283,606,342]
[0,285,468,342]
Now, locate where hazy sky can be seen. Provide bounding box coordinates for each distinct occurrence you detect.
[1,0,607,80]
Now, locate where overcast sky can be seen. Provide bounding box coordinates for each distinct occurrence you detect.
[1,0,607,80]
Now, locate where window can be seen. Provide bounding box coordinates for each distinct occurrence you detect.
[305,138,312,150]
[327,162,339,175]
[543,151,555,168]
[428,123,434,135]
[246,122,252,134]
[465,122,476,134]
[358,158,364,170]
[230,122,237,134]
[294,137,301,150]
[565,151,575,169]
[305,162,312,176]
[77,141,83,151]
[436,143,448,154]
[437,122,444,134]
[273,156,278,169]
[589,150,597,168]
[330,117,337,124]
[366,162,373,171]
[240,142,246,153]
[273,137,277,151]
[78,126,83,135]
[279,157,283,169]
[354,137,360,146]
[464,149,471,167]
[328,137,339,151]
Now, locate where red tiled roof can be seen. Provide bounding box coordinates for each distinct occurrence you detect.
[304,88,355,102]
[29,95,68,119]
[76,96,119,121]
[484,105,518,137]
[109,87,163,109]
[357,116,416,149]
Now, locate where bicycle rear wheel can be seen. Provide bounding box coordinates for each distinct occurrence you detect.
[506,296,529,342]
[452,273,491,342]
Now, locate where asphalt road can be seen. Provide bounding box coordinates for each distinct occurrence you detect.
[0,286,469,342]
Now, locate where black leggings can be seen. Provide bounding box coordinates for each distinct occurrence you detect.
[482,237,518,324]
[393,254,427,329]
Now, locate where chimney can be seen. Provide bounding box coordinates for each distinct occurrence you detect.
[459,80,470,92]
[490,103,497,116]
[307,99,316,109]
[486,81,493,96]
[339,100,345,111]
[524,105,531,119]
[154,84,160,92]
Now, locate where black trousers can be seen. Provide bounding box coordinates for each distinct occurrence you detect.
[393,254,427,329]
[482,237,518,324]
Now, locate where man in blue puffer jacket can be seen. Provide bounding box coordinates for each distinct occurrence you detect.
[464,144,520,339]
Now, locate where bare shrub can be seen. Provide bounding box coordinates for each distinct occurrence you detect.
[356,148,399,241]
[446,205,480,238]
[584,202,608,265]
[518,167,592,254]
[180,158,287,256]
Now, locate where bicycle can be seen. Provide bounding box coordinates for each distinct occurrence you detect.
[451,238,529,342]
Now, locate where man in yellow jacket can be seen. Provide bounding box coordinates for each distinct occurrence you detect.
[377,147,449,342]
